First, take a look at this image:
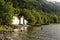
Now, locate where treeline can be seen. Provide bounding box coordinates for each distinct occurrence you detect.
[0,0,60,25]
[19,9,60,25]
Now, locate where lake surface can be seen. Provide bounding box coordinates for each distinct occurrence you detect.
[6,24,60,40]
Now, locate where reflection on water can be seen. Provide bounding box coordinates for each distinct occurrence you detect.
[6,24,60,40]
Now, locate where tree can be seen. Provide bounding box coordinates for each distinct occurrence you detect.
[19,9,36,24]
[53,15,59,23]
[0,0,14,25]
[0,0,14,40]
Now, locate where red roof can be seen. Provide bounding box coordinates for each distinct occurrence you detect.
[18,16,24,19]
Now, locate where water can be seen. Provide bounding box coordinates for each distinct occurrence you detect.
[6,24,60,40]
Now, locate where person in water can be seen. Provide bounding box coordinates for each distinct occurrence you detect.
[41,27,43,30]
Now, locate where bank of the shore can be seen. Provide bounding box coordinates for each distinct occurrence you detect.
[11,23,60,28]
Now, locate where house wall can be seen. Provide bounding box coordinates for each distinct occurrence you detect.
[12,16,19,25]
[24,19,27,24]
[20,17,24,24]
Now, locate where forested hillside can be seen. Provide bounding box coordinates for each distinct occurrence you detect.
[0,0,60,25]
[11,0,60,14]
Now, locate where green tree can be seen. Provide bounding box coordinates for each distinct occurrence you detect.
[53,15,59,23]
[0,0,14,25]
[20,9,36,24]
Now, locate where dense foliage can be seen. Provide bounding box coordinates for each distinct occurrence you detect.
[0,0,14,25]
[0,0,14,32]
[0,0,60,25]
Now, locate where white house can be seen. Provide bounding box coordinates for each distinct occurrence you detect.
[12,16,19,25]
[12,16,27,25]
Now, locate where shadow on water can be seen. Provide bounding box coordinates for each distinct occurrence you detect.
[27,27,36,33]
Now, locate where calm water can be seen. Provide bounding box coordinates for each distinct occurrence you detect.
[6,24,60,40]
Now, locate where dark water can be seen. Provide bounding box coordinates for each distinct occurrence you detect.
[7,24,60,40]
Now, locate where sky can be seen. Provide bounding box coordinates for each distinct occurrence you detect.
[47,0,60,2]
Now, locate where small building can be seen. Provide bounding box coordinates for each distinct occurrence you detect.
[12,16,27,25]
